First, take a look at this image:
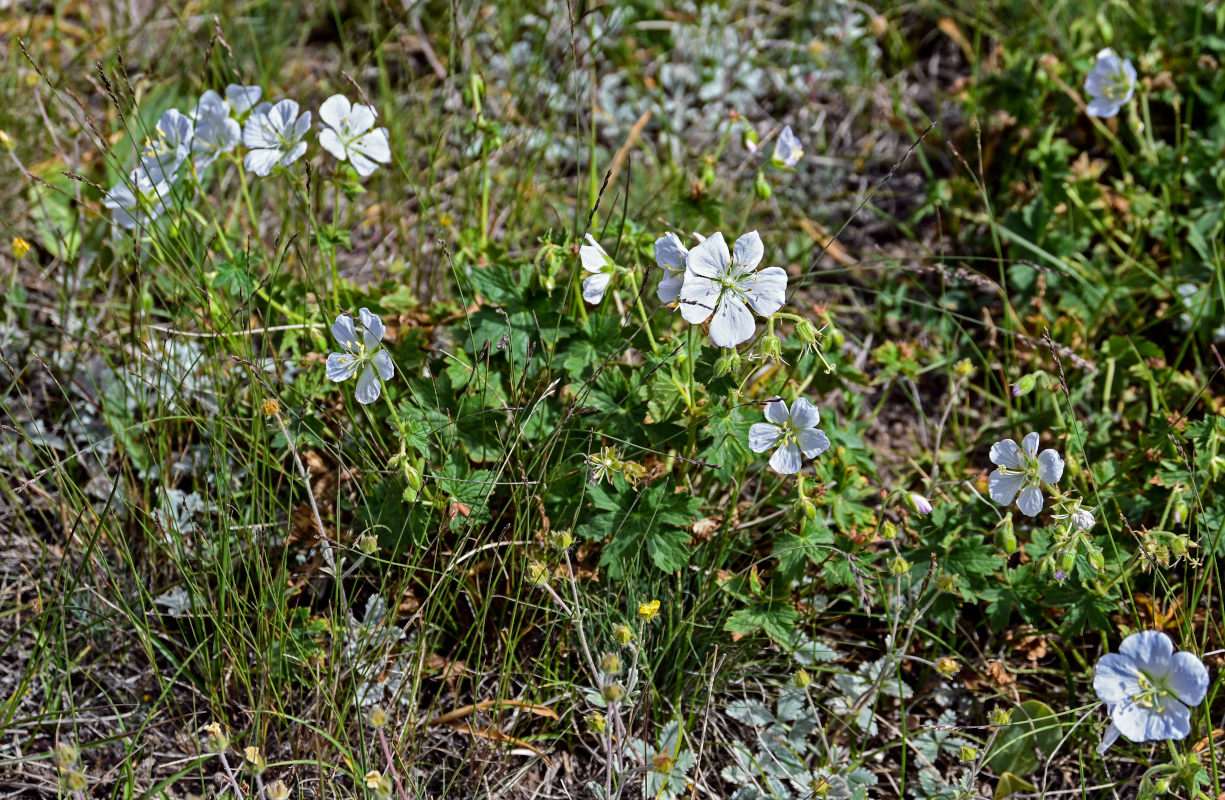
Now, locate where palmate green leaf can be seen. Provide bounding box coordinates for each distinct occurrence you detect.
[699,407,751,471]
[585,482,699,578]
[213,252,259,296]
[725,600,797,647]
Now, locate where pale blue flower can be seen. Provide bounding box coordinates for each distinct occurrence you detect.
[654,232,688,304]
[327,308,394,404]
[678,231,788,347]
[988,432,1064,516]
[139,109,193,183]
[103,167,173,230]
[748,398,830,474]
[318,94,391,178]
[771,124,803,168]
[242,99,311,176]
[1085,48,1136,118]
[190,92,241,170]
[1094,631,1209,753]
[226,84,263,116]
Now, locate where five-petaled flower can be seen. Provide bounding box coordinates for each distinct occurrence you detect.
[1093,630,1209,753]
[327,308,395,404]
[243,99,311,177]
[988,432,1064,516]
[771,125,803,168]
[104,167,174,230]
[579,235,616,304]
[226,84,263,116]
[318,94,392,178]
[1085,48,1136,118]
[653,232,688,304]
[748,398,831,474]
[678,231,787,347]
[190,91,241,170]
[140,109,194,184]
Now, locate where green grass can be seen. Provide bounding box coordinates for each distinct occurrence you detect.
[2,1,1225,798]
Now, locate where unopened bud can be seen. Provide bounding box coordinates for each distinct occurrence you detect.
[935,657,959,678]
[1012,373,1039,396]
[599,653,622,675]
[988,707,1013,726]
[953,358,975,377]
[792,669,812,688]
[53,743,79,769]
[366,706,389,728]
[613,624,634,646]
[266,780,290,800]
[906,493,933,514]
[935,574,959,594]
[754,170,772,199]
[243,746,266,774]
[714,349,742,376]
[62,770,88,792]
[1173,497,1189,525]
[958,745,977,763]
[800,494,817,521]
[879,522,897,541]
[1087,547,1105,571]
[601,683,624,703]
[1060,548,1077,574]
[995,517,1017,555]
[549,528,575,551]
[356,533,379,555]
[889,556,911,576]
[741,126,759,154]
[0,130,12,151]
[587,712,607,734]
[527,560,549,586]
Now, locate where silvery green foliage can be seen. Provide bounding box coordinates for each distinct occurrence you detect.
[828,656,912,735]
[911,766,974,800]
[623,720,695,800]
[581,662,641,709]
[910,709,970,767]
[723,686,876,800]
[343,595,416,708]
[150,488,213,541]
[153,585,201,618]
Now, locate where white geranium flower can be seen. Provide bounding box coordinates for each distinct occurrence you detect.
[318,94,391,178]
[654,232,688,303]
[579,234,615,304]
[988,432,1065,516]
[103,167,173,230]
[226,84,263,115]
[771,124,804,168]
[1085,48,1136,118]
[748,398,831,474]
[326,308,395,404]
[190,92,241,169]
[139,108,193,183]
[678,231,788,347]
[242,99,311,177]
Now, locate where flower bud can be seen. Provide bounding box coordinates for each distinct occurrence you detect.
[701,162,716,188]
[799,494,817,521]
[62,770,88,792]
[1152,778,1170,794]
[365,770,393,798]
[549,528,575,551]
[792,669,812,688]
[994,517,1017,555]
[714,349,742,377]
[758,333,783,362]
[404,461,423,492]
[935,574,959,594]
[599,653,622,675]
[652,751,677,774]
[879,522,897,541]
[202,722,229,753]
[356,533,379,554]
[889,556,911,576]
[953,358,975,377]
[1173,496,1189,525]
[366,706,389,728]
[53,743,79,768]
[1060,548,1077,574]
[613,624,634,646]
[795,317,819,346]
[1087,547,1105,571]
[1011,373,1039,396]
[243,746,266,774]
[754,170,772,199]
[527,560,549,586]
[906,493,933,514]
[266,780,290,800]
[0,130,12,151]
[1072,509,1094,532]
[988,707,1013,726]
[741,126,759,154]
[957,745,977,763]
[935,657,959,678]
[637,599,660,620]
[601,683,624,703]
[586,712,607,734]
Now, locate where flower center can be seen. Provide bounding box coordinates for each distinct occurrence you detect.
[1132,672,1170,712]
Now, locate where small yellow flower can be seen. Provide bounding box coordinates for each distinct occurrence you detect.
[637,600,660,621]
[266,779,290,800]
[792,669,812,688]
[586,712,607,734]
[262,397,281,415]
[935,657,959,678]
[958,744,977,763]
[12,237,31,258]
[202,722,228,752]
[651,751,676,774]
[243,746,266,773]
[364,770,383,789]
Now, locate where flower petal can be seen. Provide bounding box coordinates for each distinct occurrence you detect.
[763,399,789,424]
[788,398,820,429]
[1021,432,1040,458]
[769,442,802,474]
[796,428,830,458]
[332,314,359,349]
[582,272,611,304]
[319,129,347,161]
[352,129,390,164]
[349,150,378,177]
[989,439,1023,469]
[654,232,688,273]
[1096,722,1121,755]
[359,308,385,349]
[709,294,755,347]
[677,275,720,324]
[371,349,395,382]
[748,422,782,453]
[326,352,361,382]
[354,364,382,404]
[656,273,684,304]
[686,232,729,279]
[731,230,764,270]
[1113,697,1191,743]
[1119,631,1175,675]
[1093,652,1142,706]
[244,148,282,177]
[1016,484,1044,517]
[319,94,351,131]
[1167,651,1210,707]
[988,470,1026,506]
[226,84,262,114]
[740,267,788,317]
[1037,449,1064,484]
[278,140,307,167]
[580,235,611,274]
[1086,97,1123,118]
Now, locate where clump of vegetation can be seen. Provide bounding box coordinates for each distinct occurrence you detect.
[2,1,1223,798]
